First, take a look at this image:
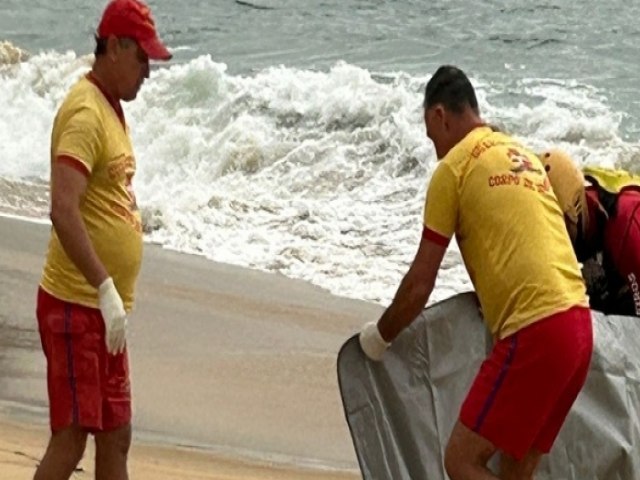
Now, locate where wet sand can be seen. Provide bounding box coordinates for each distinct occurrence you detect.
[0,214,383,477]
[0,419,356,479]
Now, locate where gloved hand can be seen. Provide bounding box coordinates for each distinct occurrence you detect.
[98,277,127,355]
[359,321,390,361]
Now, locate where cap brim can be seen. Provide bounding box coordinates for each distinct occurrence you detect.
[139,36,172,61]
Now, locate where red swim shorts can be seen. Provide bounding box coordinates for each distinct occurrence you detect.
[460,306,593,460]
[36,287,131,432]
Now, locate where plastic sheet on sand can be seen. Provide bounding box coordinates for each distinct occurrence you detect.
[337,292,640,480]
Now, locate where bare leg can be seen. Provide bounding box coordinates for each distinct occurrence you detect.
[444,421,500,480]
[500,450,543,480]
[94,423,131,480]
[33,426,88,480]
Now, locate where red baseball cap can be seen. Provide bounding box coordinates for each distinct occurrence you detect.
[97,0,172,61]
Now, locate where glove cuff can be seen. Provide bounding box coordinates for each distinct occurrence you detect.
[98,277,115,296]
[367,321,389,347]
[359,321,390,361]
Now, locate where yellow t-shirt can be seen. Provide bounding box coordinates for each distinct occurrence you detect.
[41,75,143,311]
[424,126,587,339]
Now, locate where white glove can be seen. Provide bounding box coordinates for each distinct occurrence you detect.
[98,277,128,355]
[359,321,390,361]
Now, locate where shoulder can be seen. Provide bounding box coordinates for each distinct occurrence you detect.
[57,76,104,119]
[426,161,458,205]
[440,126,496,175]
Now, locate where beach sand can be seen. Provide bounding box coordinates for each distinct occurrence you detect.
[0,214,383,478]
[0,419,357,479]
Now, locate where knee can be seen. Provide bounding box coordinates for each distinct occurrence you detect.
[444,443,464,480]
[54,428,88,465]
[500,450,542,480]
[116,426,132,455]
[72,436,88,464]
[444,428,495,480]
[96,424,132,457]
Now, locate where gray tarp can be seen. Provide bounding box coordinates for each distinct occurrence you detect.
[337,292,640,480]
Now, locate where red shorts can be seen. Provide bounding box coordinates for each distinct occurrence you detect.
[460,306,593,460]
[36,287,131,432]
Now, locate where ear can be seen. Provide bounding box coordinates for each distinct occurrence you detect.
[425,105,446,123]
[106,35,120,62]
[433,105,448,130]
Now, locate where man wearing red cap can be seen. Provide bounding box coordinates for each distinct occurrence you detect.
[34,1,170,479]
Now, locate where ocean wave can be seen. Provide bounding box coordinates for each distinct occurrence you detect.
[1,49,638,304]
[0,40,29,66]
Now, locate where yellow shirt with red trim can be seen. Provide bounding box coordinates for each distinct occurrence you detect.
[423,126,587,339]
[41,75,143,311]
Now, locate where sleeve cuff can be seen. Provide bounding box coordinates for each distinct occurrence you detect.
[55,155,91,177]
[422,226,451,247]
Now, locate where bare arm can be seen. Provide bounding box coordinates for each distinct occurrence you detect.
[50,159,108,289]
[377,235,448,342]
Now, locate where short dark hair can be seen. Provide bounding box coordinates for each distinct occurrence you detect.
[423,65,479,115]
[94,35,108,56]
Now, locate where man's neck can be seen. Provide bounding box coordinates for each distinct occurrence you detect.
[87,62,126,127]
[452,115,486,147]
[91,60,119,103]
